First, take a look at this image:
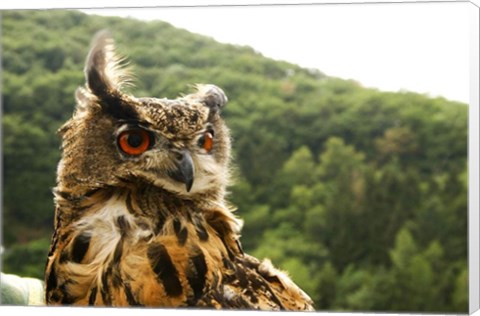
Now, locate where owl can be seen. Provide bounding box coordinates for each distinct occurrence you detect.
[44,30,315,311]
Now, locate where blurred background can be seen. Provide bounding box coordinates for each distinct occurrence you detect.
[1,3,469,312]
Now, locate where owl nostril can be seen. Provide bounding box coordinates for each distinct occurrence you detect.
[175,153,183,161]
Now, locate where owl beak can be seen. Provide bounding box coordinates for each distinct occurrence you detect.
[169,150,195,192]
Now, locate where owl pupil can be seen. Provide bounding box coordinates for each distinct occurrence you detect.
[127,133,143,148]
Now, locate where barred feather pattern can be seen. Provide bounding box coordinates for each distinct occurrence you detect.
[45,182,314,310]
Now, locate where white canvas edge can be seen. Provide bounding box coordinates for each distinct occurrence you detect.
[469,2,480,315]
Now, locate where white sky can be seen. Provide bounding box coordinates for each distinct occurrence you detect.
[76,2,473,103]
[0,1,474,103]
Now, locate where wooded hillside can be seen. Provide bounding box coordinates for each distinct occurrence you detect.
[1,9,468,312]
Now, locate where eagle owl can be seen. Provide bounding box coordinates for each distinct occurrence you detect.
[44,30,314,311]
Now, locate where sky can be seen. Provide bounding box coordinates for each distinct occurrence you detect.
[0,1,473,103]
[75,1,472,103]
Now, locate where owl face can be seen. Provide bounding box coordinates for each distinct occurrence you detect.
[57,31,231,197]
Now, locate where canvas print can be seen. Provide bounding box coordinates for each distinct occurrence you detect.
[0,2,471,313]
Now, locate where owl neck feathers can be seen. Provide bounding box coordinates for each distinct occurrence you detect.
[54,179,243,257]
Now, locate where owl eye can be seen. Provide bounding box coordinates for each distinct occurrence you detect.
[118,129,152,156]
[198,131,214,153]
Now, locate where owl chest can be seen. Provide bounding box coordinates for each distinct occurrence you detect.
[51,195,232,306]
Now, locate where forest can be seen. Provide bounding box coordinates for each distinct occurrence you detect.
[1,9,469,312]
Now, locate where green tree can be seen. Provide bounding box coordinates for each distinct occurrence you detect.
[451,266,468,312]
[2,238,51,279]
[315,261,338,310]
[315,137,367,271]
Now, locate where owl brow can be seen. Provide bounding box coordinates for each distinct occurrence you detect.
[190,123,214,136]
[116,119,153,130]
[101,97,140,122]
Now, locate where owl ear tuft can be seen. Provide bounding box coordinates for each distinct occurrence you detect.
[84,30,132,100]
[194,84,228,117]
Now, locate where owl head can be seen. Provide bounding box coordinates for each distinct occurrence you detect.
[57,31,231,198]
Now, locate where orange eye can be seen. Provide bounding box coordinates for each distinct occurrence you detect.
[118,129,152,156]
[198,131,214,152]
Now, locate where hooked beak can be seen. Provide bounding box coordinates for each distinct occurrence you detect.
[168,150,195,192]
